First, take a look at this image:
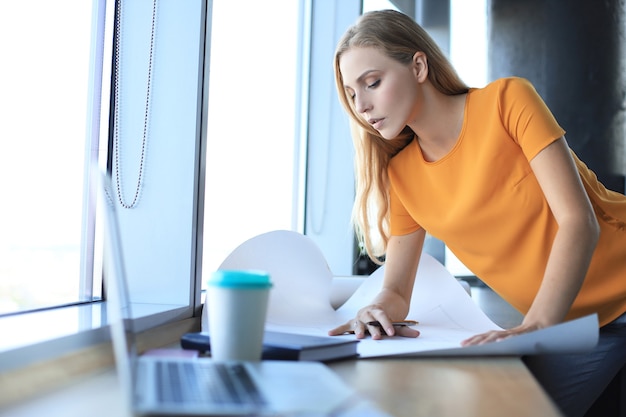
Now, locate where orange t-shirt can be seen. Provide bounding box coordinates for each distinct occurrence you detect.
[388,77,626,326]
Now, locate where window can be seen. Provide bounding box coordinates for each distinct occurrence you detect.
[202,0,301,277]
[363,0,398,11]
[0,1,112,315]
[0,0,207,361]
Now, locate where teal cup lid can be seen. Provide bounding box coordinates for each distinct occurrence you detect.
[208,270,273,289]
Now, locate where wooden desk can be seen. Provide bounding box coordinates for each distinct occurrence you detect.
[330,357,562,417]
[1,356,561,417]
[0,317,562,416]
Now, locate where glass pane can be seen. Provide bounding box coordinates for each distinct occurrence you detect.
[363,0,398,11]
[0,1,102,314]
[202,1,299,278]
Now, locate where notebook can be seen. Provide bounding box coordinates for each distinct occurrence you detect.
[98,172,362,416]
[180,330,360,362]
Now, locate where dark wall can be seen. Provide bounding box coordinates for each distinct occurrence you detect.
[488,0,626,193]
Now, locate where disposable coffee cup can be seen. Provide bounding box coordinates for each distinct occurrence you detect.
[207,270,272,361]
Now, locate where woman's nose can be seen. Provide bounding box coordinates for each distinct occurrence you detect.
[354,95,371,114]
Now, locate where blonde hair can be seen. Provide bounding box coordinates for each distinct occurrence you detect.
[334,9,468,264]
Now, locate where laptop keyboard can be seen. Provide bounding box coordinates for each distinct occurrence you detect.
[155,361,267,407]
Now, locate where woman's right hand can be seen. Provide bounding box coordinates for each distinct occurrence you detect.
[330,231,425,340]
[327,304,420,340]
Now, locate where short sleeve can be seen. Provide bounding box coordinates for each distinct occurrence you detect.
[498,77,566,161]
[389,182,422,236]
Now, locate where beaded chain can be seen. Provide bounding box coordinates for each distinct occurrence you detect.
[112,0,158,209]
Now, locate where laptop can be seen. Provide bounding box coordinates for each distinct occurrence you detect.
[98,172,362,416]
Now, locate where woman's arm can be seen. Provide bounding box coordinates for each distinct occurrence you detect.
[328,228,425,339]
[464,136,600,345]
[523,136,600,326]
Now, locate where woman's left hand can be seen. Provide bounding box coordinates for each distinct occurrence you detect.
[461,323,543,346]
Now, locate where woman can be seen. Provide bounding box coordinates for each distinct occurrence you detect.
[327,9,626,417]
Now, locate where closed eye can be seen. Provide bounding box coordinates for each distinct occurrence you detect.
[367,79,381,89]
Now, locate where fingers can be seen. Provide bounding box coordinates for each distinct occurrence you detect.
[352,319,368,339]
[328,321,356,336]
[328,318,420,339]
[395,325,420,338]
[461,331,503,346]
[367,319,395,337]
[327,319,367,338]
[353,319,379,339]
[461,328,525,347]
[366,321,385,339]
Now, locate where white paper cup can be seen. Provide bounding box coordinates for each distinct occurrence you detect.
[207,270,272,361]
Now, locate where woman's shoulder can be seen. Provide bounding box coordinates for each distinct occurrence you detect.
[471,76,536,97]
[470,77,537,102]
[468,77,546,115]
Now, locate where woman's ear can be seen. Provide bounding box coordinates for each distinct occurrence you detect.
[412,51,428,82]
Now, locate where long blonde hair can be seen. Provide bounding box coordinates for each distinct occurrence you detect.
[334,9,469,264]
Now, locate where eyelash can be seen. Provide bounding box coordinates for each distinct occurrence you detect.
[349,80,381,100]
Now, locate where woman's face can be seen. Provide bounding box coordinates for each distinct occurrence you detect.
[339,46,421,139]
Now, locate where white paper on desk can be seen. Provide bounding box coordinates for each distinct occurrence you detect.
[203,230,599,357]
[401,313,599,357]
[205,229,343,333]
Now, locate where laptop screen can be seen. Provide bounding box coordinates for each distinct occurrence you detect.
[99,171,140,411]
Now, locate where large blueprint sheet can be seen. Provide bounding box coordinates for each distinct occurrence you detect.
[203,230,598,358]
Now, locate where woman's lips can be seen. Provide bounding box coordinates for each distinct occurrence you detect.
[369,118,384,130]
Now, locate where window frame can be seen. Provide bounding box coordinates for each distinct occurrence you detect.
[0,0,212,372]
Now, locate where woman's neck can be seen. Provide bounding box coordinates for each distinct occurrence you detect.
[410,92,466,162]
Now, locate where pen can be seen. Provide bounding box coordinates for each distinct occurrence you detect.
[366,320,419,328]
[345,320,419,335]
